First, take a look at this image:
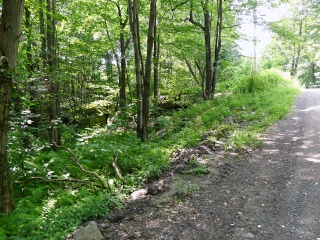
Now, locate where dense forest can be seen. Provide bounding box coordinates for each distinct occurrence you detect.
[0,0,319,238]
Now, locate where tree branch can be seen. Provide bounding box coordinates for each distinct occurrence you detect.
[53,142,110,190]
[111,155,124,182]
[171,0,189,12]
[189,9,205,31]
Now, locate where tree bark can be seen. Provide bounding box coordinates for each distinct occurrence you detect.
[46,0,61,145]
[290,19,303,77]
[195,60,205,92]
[128,0,143,137]
[212,0,223,95]
[153,31,160,99]
[25,6,34,73]
[40,0,47,64]
[185,60,198,84]
[0,0,24,214]
[189,0,212,99]
[141,0,157,141]
[119,31,127,107]
[203,3,212,99]
[115,2,129,108]
[128,0,156,141]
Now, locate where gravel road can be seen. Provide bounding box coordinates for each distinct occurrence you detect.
[101,89,320,240]
[231,88,320,240]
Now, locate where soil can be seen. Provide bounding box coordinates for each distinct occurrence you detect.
[98,89,320,239]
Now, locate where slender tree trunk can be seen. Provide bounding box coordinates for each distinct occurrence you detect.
[25,7,34,73]
[0,0,24,214]
[290,19,303,77]
[128,0,143,137]
[46,0,61,145]
[185,60,198,84]
[153,30,160,99]
[189,0,212,100]
[195,61,205,92]
[115,3,128,108]
[119,31,127,107]
[128,0,156,141]
[203,6,212,99]
[290,46,296,77]
[142,0,157,141]
[311,62,316,84]
[40,0,47,65]
[212,0,223,95]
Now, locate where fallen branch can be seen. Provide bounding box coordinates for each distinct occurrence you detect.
[112,155,124,182]
[53,142,110,190]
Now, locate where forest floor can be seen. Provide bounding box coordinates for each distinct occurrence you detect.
[94,89,320,239]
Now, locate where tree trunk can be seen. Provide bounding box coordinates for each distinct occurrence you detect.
[153,30,160,99]
[189,1,212,100]
[290,19,303,77]
[185,60,199,85]
[128,0,156,141]
[115,3,128,108]
[0,0,24,214]
[40,0,47,65]
[212,0,223,95]
[141,0,157,141]
[195,60,205,92]
[119,31,127,107]
[25,7,34,73]
[311,62,316,84]
[203,5,212,99]
[46,0,61,145]
[128,0,143,137]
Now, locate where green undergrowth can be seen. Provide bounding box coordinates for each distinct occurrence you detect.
[2,70,301,239]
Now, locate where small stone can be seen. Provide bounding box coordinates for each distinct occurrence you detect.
[75,221,103,240]
[243,233,255,238]
[131,189,148,200]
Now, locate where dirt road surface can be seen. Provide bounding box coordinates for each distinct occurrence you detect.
[100,89,320,240]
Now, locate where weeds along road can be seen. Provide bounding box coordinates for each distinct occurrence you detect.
[102,89,320,240]
[231,88,320,240]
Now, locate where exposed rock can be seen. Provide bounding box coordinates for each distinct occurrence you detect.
[130,188,148,200]
[147,180,167,195]
[75,221,103,240]
[107,212,126,223]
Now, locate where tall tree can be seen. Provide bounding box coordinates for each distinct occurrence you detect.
[128,0,143,137]
[128,0,157,141]
[142,0,157,140]
[0,0,25,214]
[212,0,223,94]
[46,0,61,144]
[153,17,160,99]
[104,0,130,108]
[189,0,213,99]
[268,0,309,77]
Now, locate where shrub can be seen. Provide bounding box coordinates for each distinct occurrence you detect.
[231,69,288,93]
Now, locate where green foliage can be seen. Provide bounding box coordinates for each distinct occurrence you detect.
[3,0,306,238]
[1,191,123,239]
[4,68,300,239]
[173,181,200,199]
[231,69,288,93]
[182,160,210,176]
[226,130,262,151]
